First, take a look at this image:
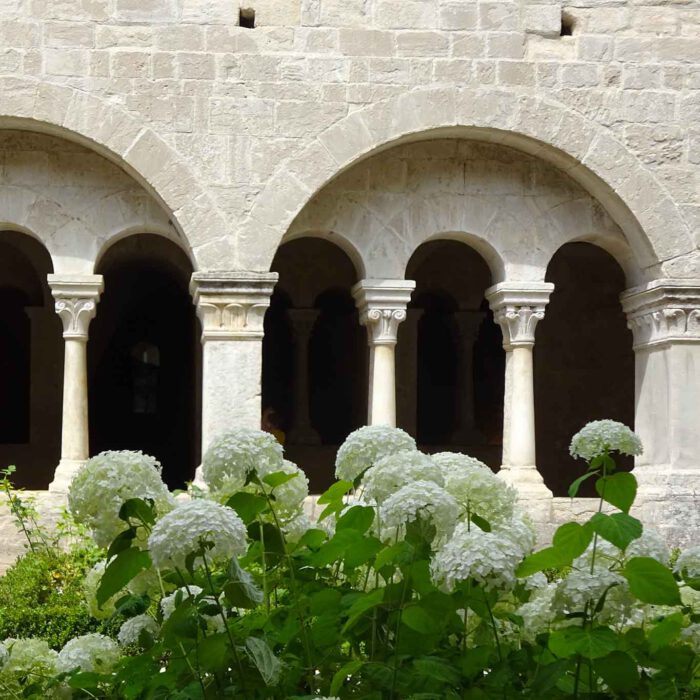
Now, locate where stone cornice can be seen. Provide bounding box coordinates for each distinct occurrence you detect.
[485,282,554,349]
[47,274,104,340]
[621,279,700,349]
[190,271,279,341]
[352,279,416,346]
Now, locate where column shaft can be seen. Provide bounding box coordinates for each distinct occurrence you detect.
[370,343,397,426]
[61,338,89,461]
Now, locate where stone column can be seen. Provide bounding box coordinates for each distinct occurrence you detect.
[47,274,103,492]
[396,308,422,437]
[451,310,486,445]
[486,282,554,516]
[190,271,278,455]
[287,308,320,444]
[352,279,415,427]
[621,279,700,546]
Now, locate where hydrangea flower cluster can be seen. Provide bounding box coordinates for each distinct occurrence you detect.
[149,499,247,570]
[282,512,315,543]
[161,586,204,620]
[443,465,517,525]
[675,545,700,580]
[431,522,524,591]
[56,634,120,674]
[380,480,459,541]
[362,450,442,504]
[68,451,174,547]
[0,641,8,670]
[569,419,643,461]
[2,638,58,676]
[202,429,284,496]
[83,560,119,620]
[432,452,490,474]
[517,584,557,641]
[266,459,309,515]
[554,569,625,611]
[117,614,159,647]
[335,425,416,482]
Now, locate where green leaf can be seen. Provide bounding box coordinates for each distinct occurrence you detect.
[342,588,384,633]
[106,527,137,559]
[97,548,151,606]
[198,634,229,673]
[226,492,267,524]
[374,541,412,571]
[336,505,375,534]
[296,528,327,550]
[245,637,282,686]
[589,512,642,550]
[516,546,571,577]
[648,613,684,652]
[317,480,353,505]
[595,651,639,693]
[552,522,593,560]
[549,626,617,659]
[262,470,298,489]
[470,513,491,532]
[119,498,155,526]
[568,470,599,498]
[623,557,681,606]
[224,558,263,609]
[344,535,383,569]
[402,605,442,635]
[595,472,637,513]
[330,660,364,695]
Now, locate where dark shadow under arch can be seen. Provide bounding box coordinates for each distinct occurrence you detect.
[535,242,634,496]
[89,234,200,488]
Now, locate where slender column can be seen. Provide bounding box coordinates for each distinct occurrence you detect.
[191,271,278,455]
[486,282,554,511]
[47,274,103,492]
[352,279,415,427]
[287,308,320,444]
[451,310,486,444]
[621,279,700,546]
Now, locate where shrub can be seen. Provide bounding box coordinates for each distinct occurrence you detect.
[1,424,699,699]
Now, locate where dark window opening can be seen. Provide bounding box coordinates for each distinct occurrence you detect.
[239,8,255,28]
[561,12,574,36]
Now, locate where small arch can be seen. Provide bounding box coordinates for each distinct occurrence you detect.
[535,242,634,496]
[89,234,200,487]
[280,229,366,280]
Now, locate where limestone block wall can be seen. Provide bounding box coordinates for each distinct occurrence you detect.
[0,0,696,277]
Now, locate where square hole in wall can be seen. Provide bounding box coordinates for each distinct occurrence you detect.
[560,12,575,36]
[239,7,255,28]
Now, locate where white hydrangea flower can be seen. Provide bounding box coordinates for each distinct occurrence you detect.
[681,623,700,653]
[266,460,309,515]
[432,452,490,475]
[442,465,517,525]
[517,583,557,641]
[362,451,443,504]
[57,634,120,674]
[431,522,523,591]
[569,420,642,461]
[68,451,174,548]
[0,642,8,670]
[83,560,122,620]
[202,429,284,496]
[627,528,670,566]
[555,569,625,611]
[574,539,621,571]
[496,513,537,556]
[160,585,203,620]
[282,512,315,543]
[117,614,159,647]
[522,571,548,592]
[3,638,58,676]
[381,480,459,541]
[148,499,247,570]
[335,425,416,482]
[675,545,700,580]
[126,567,162,597]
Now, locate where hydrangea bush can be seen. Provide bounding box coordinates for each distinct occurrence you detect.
[1,422,698,699]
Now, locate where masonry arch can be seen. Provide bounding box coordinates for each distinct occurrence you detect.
[263,236,366,491]
[0,229,61,488]
[89,234,200,488]
[245,87,690,281]
[0,77,230,270]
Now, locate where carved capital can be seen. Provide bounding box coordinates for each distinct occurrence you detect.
[485,282,553,349]
[352,279,415,346]
[47,275,103,340]
[191,271,278,341]
[621,279,700,350]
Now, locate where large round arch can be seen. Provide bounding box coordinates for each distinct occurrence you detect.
[0,77,230,270]
[243,87,691,279]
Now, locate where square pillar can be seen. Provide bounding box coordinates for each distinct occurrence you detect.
[191,271,278,454]
[621,279,700,546]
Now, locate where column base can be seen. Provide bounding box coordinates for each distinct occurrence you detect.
[497,465,553,528]
[633,467,700,548]
[49,459,86,493]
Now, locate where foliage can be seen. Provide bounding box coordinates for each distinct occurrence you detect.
[1,423,699,699]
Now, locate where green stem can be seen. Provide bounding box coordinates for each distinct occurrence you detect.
[258,515,270,613]
[483,589,502,662]
[389,548,416,700]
